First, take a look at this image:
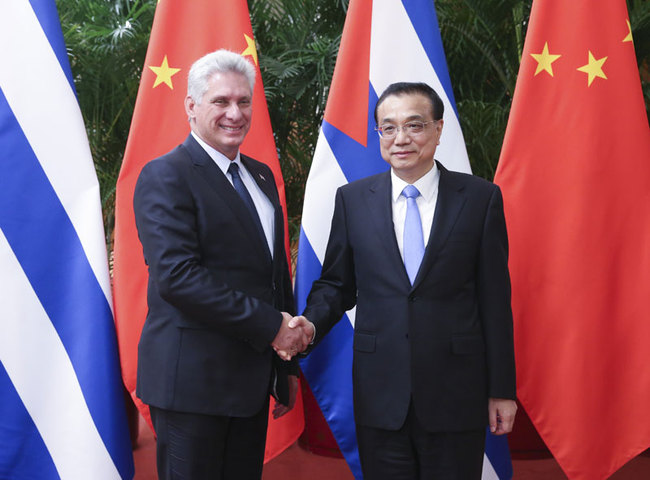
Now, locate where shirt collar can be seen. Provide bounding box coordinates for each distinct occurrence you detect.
[391,162,439,202]
[191,130,242,175]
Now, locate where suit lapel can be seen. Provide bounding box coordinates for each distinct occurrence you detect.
[364,172,412,285]
[242,155,280,261]
[182,136,272,262]
[242,156,277,203]
[412,162,467,289]
[242,156,288,282]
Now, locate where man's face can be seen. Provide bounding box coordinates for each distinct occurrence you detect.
[185,71,252,160]
[376,93,443,184]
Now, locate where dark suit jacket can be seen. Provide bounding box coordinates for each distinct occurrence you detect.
[133,134,295,417]
[303,162,516,432]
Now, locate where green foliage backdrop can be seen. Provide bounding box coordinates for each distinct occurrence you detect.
[57,0,155,243]
[57,0,649,247]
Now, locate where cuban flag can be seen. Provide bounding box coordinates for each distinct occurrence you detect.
[0,1,134,479]
[295,1,512,479]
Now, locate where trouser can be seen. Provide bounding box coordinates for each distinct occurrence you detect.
[150,402,269,480]
[356,401,485,480]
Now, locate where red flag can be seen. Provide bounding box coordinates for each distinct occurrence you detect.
[112,0,303,462]
[495,1,650,478]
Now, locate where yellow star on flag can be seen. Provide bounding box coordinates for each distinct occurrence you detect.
[241,34,258,66]
[148,55,181,89]
[577,51,607,87]
[530,42,562,77]
[623,20,633,43]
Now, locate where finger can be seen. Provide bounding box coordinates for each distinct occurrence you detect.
[300,327,313,346]
[494,422,509,435]
[276,350,292,361]
[273,405,289,419]
[272,401,287,419]
[501,413,515,434]
[295,322,313,345]
[307,322,315,342]
[489,408,498,433]
[288,316,304,328]
[295,337,306,351]
[493,412,513,435]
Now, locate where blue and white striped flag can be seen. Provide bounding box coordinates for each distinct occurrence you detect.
[295,1,512,478]
[0,1,134,478]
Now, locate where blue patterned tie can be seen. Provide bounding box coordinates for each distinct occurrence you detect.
[228,162,270,257]
[402,185,424,285]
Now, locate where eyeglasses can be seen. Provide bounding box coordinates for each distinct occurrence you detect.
[375,120,436,139]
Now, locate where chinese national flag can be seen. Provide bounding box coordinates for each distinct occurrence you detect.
[112,0,303,461]
[494,1,650,479]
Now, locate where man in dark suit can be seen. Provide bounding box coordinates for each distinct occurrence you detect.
[133,50,314,480]
[300,82,516,479]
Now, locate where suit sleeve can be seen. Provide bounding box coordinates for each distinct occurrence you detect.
[268,166,300,376]
[478,185,516,399]
[282,251,300,375]
[302,187,358,343]
[133,159,282,353]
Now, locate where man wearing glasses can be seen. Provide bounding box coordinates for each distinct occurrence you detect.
[299,82,517,479]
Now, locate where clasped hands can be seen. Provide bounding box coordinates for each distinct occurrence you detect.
[271,312,315,361]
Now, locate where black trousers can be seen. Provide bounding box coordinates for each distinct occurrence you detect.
[150,402,269,480]
[356,402,485,480]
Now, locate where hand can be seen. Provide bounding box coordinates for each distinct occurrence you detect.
[289,315,315,343]
[272,375,298,419]
[271,313,314,361]
[285,315,315,359]
[488,398,517,435]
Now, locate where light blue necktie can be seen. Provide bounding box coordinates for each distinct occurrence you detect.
[402,185,424,285]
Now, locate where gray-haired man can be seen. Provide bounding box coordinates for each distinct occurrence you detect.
[133,49,314,479]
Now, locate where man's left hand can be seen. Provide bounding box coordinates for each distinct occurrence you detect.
[272,375,298,419]
[488,398,517,435]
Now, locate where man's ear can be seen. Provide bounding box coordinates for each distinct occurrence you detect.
[184,95,196,122]
[435,118,444,144]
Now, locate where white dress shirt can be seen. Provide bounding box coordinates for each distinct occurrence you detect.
[192,132,275,257]
[391,163,440,262]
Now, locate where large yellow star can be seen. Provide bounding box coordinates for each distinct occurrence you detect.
[577,51,607,87]
[241,34,258,66]
[623,19,633,43]
[148,55,181,89]
[530,42,562,77]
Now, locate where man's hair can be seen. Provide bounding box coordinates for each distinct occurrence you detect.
[374,82,444,123]
[187,50,256,104]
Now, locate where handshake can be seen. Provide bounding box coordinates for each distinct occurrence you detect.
[271,312,315,361]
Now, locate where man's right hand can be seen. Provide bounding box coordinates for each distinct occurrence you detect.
[271,313,315,361]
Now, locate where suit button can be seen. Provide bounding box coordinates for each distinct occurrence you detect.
[408,296,417,303]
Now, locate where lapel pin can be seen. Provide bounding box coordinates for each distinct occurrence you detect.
[259,174,266,181]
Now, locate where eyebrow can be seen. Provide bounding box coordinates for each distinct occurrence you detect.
[210,94,252,102]
[379,114,427,123]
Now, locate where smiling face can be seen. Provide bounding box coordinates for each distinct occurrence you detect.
[376,92,443,184]
[185,70,252,160]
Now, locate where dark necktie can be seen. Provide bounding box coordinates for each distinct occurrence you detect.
[402,185,424,285]
[228,162,271,257]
